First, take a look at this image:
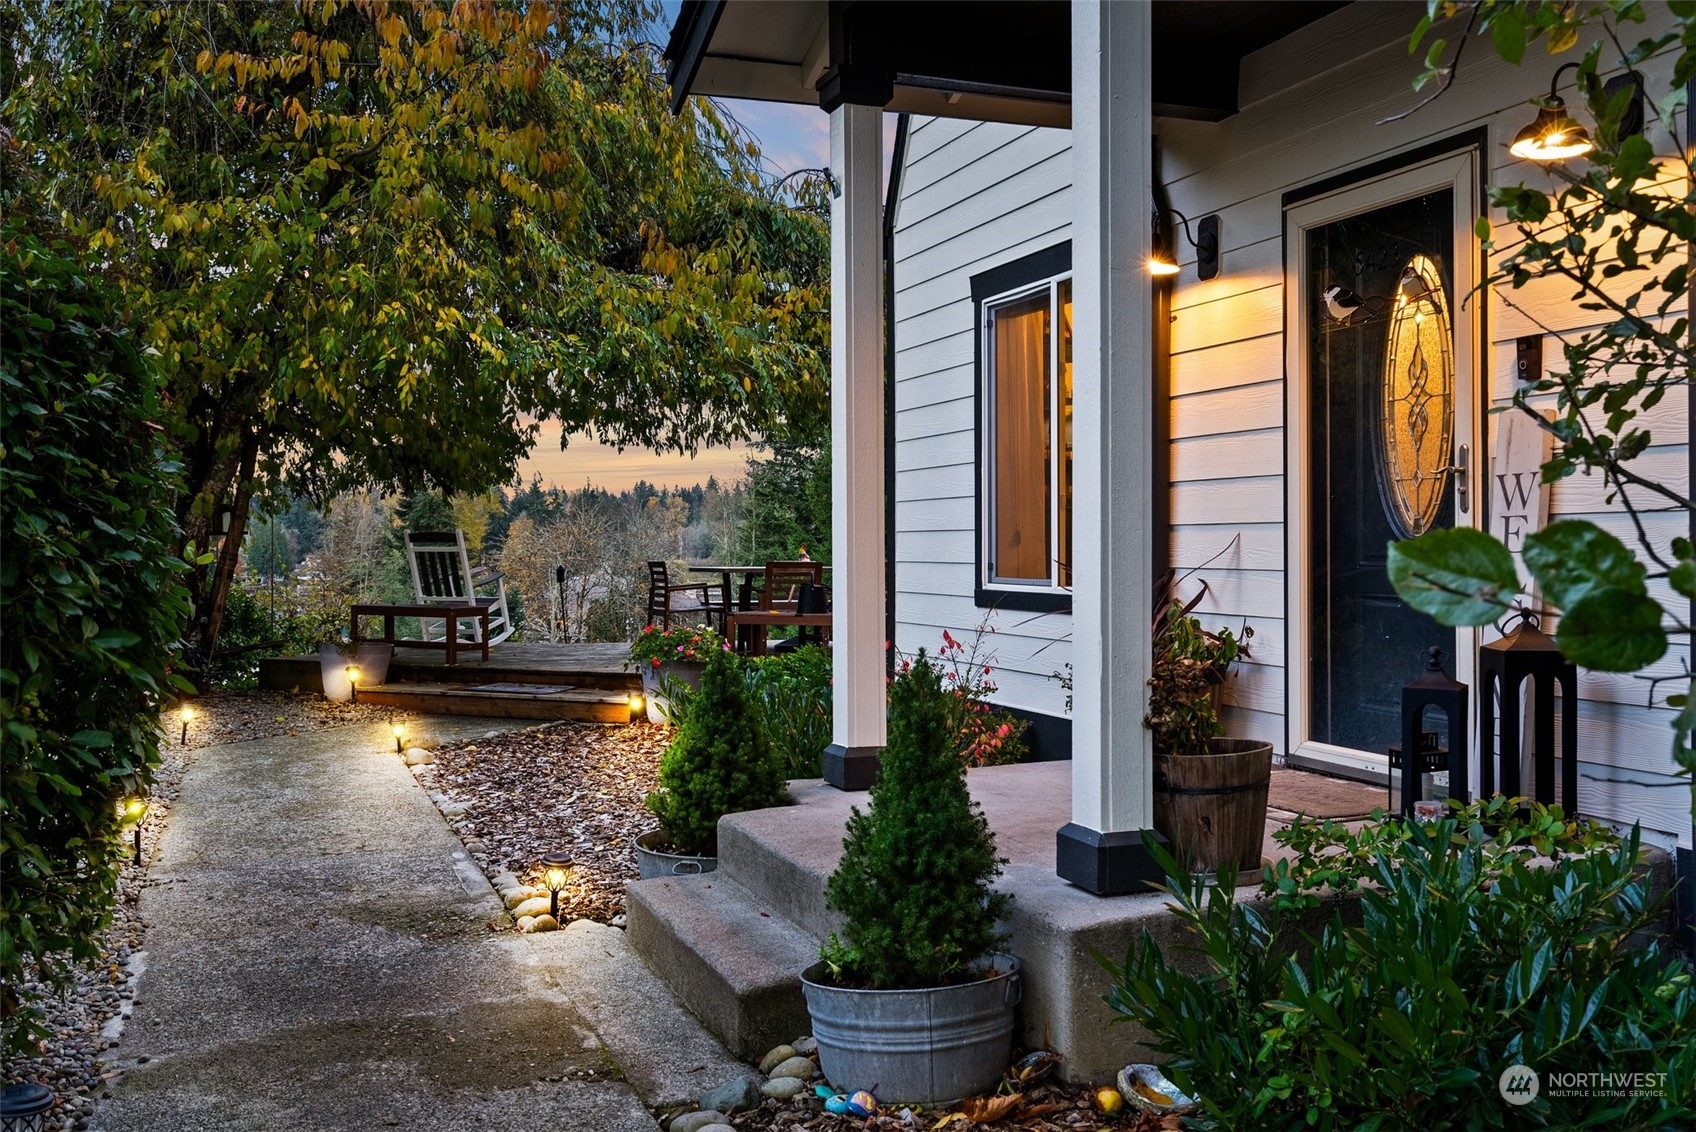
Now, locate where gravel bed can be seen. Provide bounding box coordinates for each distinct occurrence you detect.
[417,720,669,924]
[1,689,411,1130]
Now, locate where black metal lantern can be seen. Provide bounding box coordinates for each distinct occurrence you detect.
[1,1083,53,1132]
[1479,612,1578,810]
[1392,647,1469,817]
[540,852,574,922]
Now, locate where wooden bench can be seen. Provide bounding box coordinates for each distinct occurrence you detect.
[726,611,832,657]
[350,603,491,666]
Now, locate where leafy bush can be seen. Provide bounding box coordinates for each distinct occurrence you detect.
[644,647,786,855]
[1144,599,1250,757]
[1,221,191,1050]
[1099,804,1696,1130]
[748,645,832,780]
[931,626,1029,767]
[628,623,724,668]
[822,651,1010,988]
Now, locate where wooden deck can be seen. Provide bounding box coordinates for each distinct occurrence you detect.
[257,641,641,722]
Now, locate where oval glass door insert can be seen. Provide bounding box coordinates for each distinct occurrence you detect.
[1379,254,1453,538]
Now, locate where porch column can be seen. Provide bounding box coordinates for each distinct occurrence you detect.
[823,102,886,791]
[1055,0,1165,893]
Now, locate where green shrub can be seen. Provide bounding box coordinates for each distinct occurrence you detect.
[1098,805,1696,1130]
[749,645,832,780]
[1,221,192,1051]
[644,647,786,856]
[822,651,1010,989]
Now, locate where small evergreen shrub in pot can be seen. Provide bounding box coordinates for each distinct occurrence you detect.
[801,651,1019,1105]
[636,646,787,875]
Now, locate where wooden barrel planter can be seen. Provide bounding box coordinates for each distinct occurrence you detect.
[1153,737,1274,876]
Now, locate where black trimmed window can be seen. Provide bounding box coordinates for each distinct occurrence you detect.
[972,243,1072,613]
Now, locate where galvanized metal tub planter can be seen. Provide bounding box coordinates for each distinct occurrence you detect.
[632,828,717,879]
[638,660,706,723]
[800,953,1022,1105]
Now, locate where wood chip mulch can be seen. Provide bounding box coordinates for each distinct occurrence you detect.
[420,720,669,924]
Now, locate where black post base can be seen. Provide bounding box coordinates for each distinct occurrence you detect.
[1056,823,1169,895]
[822,743,880,792]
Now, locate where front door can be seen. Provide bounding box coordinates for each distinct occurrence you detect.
[1285,153,1480,780]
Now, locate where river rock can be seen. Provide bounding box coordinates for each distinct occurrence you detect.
[768,1055,816,1081]
[503,887,543,910]
[699,1076,761,1113]
[514,915,535,932]
[668,1111,728,1132]
[403,748,434,766]
[525,914,559,933]
[760,1076,806,1099]
[791,1035,818,1057]
[757,1044,796,1074]
[511,896,553,919]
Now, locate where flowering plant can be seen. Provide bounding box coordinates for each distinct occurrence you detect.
[894,620,1028,767]
[627,623,724,668]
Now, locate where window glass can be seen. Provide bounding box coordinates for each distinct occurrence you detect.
[991,294,1052,582]
[1057,280,1073,588]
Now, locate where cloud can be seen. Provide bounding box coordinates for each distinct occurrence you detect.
[514,420,753,494]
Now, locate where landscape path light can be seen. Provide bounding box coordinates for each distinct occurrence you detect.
[121,795,149,864]
[345,664,361,705]
[392,722,405,753]
[541,852,574,922]
[179,704,195,744]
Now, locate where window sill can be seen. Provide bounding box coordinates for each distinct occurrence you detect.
[975,587,1072,614]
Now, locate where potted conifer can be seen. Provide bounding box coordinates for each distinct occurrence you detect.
[1146,591,1272,876]
[800,651,1020,1105]
[634,645,787,877]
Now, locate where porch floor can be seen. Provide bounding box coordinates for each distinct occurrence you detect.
[627,760,1387,1086]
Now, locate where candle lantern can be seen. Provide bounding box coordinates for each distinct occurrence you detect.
[1478,612,1578,810]
[1392,647,1469,817]
[0,1083,53,1132]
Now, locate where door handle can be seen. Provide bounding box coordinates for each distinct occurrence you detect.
[1438,444,1470,514]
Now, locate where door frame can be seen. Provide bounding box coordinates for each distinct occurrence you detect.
[1282,148,1484,788]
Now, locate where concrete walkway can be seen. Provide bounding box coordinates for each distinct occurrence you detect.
[94,717,743,1132]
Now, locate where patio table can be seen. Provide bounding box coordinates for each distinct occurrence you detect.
[725,610,834,657]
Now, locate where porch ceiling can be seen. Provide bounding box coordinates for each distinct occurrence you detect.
[665,0,1353,126]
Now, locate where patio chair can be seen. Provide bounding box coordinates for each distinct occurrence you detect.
[403,530,514,646]
[751,560,827,654]
[646,561,726,631]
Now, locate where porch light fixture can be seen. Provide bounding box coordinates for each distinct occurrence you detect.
[540,852,574,921]
[179,704,195,744]
[1509,62,1594,161]
[345,664,361,704]
[121,795,149,864]
[1148,208,1220,281]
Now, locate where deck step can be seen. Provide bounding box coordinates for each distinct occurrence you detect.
[357,682,634,723]
[625,873,820,1060]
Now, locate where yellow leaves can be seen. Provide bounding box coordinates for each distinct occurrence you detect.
[195,49,213,73]
[379,14,407,49]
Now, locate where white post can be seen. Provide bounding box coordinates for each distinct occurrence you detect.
[1057,0,1161,891]
[824,102,886,790]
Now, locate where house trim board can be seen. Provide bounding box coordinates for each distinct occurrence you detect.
[1281,138,1486,788]
[886,113,911,677]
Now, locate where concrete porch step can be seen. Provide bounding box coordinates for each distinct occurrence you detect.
[357,682,634,723]
[625,872,819,1061]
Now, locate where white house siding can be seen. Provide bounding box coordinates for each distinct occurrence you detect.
[891,5,1689,845]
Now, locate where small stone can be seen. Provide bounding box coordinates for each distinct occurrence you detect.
[489,872,520,891]
[769,1055,816,1081]
[760,1076,806,1099]
[610,913,627,928]
[668,1110,727,1132]
[503,887,542,910]
[511,896,553,919]
[514,916,535,932]
[698,1076,761,1114]
[791,1035,818,1057]
[695,1126,736,1132]
[757,1044,796,1074]
[403,748,434,766]
[526,914,559,933]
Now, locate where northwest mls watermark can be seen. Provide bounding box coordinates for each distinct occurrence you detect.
[1498,1065,1669,1105]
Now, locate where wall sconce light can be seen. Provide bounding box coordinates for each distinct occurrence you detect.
[540,852,574,921]
[1510,61,1594,161]
[179,704,196,745]
[122,795,149,864]
[345,665,361,705]
[1148,208,1220,281]
[628,692,645,722]
[392,722,405,753]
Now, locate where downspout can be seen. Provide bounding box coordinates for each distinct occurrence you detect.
[1149,141,1174,581]
[884,114,910,673]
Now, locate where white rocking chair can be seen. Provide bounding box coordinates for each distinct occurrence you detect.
[403,530,514,647]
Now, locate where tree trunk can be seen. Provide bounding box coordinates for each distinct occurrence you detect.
[198,430,260,657]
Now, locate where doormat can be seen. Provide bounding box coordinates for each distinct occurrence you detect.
[1267,767,1385,821]
[466,682,575,695]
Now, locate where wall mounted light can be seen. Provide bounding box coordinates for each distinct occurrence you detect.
[1148,208,1220,281]
[122,795,149,864]
[345,665,361,705]
[179,704,196,745]
[392,722,405,753]
[540,852,574,921]
[1510,61,1594,161]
